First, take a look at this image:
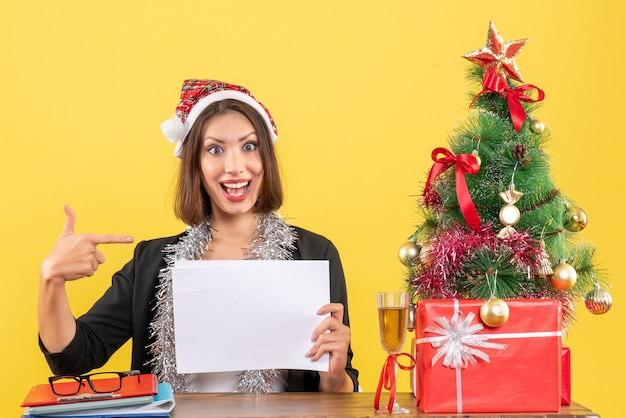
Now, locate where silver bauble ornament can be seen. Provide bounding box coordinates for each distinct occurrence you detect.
[585,287,612,315]
[564,206,588,232]
[480,298,510,327]
[550,262,577,290]
[398,241,420,265]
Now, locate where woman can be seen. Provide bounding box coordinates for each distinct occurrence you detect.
[38,79,359,393]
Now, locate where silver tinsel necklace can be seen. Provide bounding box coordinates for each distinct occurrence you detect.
[145,212,297,393]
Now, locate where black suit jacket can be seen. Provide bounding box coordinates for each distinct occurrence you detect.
[41,226,359,392]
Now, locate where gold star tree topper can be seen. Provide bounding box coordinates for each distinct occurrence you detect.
[462,22,528,83]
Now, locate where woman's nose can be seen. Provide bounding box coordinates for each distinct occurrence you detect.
[225,150,245,174]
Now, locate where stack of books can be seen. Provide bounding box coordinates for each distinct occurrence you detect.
[20,373,175,418]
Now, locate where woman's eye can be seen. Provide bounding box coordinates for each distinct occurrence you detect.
[207,145,223,155]
[243,142,257,152]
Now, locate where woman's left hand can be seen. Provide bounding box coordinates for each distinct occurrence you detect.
[307,303,354,392]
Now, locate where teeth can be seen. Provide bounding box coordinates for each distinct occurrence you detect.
[223,182,249,189]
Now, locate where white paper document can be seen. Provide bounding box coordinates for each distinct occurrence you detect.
[172,259,330,373]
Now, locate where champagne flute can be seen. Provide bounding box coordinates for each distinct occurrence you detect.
[377,292,409,414]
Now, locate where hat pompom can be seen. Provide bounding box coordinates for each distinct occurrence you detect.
[161,116,185,144]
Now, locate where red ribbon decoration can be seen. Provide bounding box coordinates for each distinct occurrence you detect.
[423,147,481,231]
[472,69,545,132]
[505,83,545,132]
[374,353,416,414]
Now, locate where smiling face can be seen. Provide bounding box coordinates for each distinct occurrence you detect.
[174,99,283,227]
[199,110,264,222]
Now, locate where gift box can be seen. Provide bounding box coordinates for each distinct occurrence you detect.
[413,299,562,413]
[561,346,571,405]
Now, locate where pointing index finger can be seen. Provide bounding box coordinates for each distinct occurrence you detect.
[89,233,135,245]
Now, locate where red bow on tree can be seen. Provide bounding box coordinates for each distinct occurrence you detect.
[423,147,481,231]
[474,69,545,132]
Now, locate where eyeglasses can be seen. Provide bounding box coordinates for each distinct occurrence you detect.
[48,370,141,396]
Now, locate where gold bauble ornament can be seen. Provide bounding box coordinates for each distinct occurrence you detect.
[480,298,510,327]
[398,241,420,265]
[530,119,545,134]
[585,286,612,315]
[564,206,588,232]
[419,242,434,267]
[550,262,577,290]
[471,150,482,168]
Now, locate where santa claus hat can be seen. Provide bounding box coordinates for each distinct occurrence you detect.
[161,79,278,158]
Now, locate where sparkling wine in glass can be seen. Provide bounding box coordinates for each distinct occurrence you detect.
[377,292,409,414]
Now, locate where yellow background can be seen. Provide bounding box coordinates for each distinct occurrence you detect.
[1,1,623,417]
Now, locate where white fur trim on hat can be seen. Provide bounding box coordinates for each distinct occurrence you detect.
[161,90,278,158]
[160,116,185,144]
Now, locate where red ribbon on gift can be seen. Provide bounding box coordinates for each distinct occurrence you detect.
[423,148,481,231]
[374,353,415,414]
[472,70,545,132]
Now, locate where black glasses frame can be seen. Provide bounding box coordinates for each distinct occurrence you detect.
[48,370,141,396]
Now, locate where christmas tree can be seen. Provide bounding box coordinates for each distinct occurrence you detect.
[401,22,612,329]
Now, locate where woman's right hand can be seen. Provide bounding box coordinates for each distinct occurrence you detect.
[40,205,134,284]
[38,206,135,353]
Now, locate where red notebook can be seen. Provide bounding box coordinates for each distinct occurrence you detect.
[21,373,158,407]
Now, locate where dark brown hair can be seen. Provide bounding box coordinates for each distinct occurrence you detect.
[174,99,283,226]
